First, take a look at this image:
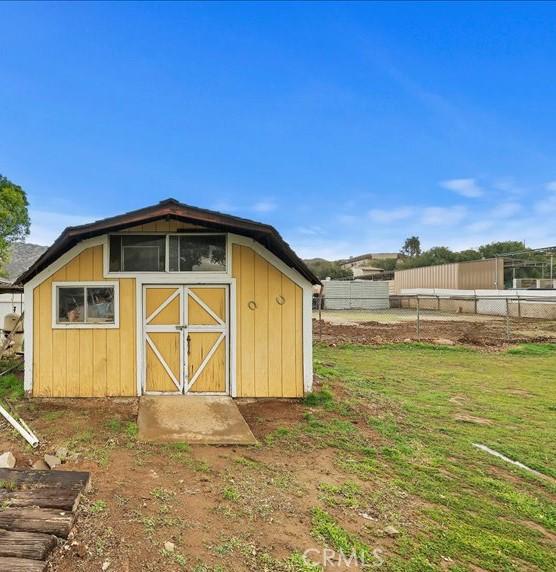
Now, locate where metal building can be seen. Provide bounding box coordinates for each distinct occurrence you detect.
[392,258,504,294]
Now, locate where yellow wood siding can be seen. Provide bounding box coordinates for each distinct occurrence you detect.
[33,245,136,397]
[232,244,303,397]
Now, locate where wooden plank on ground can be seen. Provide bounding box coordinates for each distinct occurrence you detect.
[0,488,80,511]
[0,468,89,570]
[0,469,90,511]
[0,469,90,491]
[0,530,56,560]
[0,508,74,537]
[0,556,47,571]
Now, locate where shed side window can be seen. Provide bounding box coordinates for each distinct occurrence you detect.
[168,235,226,271]
[57,286,115,324]
[109,235,166,272]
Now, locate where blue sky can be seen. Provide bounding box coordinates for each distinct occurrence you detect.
[1,1,556,259]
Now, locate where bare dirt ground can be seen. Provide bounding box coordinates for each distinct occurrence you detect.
[1,396,378,572]
[314,315,556,348]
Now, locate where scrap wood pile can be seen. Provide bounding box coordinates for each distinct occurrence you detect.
[0,468,90,571]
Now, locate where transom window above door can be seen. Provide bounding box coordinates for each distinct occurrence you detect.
[109,234,227,273]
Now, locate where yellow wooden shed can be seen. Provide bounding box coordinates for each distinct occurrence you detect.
[17,199,319,399]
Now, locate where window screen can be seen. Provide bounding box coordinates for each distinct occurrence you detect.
[109,235,166,272]
[57,286,115,324]
[168,235,226,271]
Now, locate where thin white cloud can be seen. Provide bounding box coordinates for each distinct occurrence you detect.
[440,178,483,198]
[545,180,556,192]
[28,210,95,246]
[421,206,467,226]
[296,225,325,237]
[251,200,277,213]
[466,220,493,233]
[211,200,239,213]
[534,194,556,214]
[368,207,413,223]
[493,202,522,218]
[337,214,359,225]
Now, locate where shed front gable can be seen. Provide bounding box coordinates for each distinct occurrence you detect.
[26,223,313,399]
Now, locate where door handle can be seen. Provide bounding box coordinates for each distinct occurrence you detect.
[175,325,188,330]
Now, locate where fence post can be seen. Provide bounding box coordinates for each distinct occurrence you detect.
[416,296,421,341]
[318,294,323,341]
[517,294,521,319]
[505,298,511,340]
[474,290,478,315]
[436,295,440,312]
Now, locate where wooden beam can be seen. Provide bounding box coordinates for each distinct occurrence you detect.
[0,530,56,560]
[0,556,47,571]
[0,508,74,538]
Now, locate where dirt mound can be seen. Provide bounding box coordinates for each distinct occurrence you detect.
[313,318,555,349]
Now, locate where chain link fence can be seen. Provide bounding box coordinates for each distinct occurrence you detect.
[313,293,556,346]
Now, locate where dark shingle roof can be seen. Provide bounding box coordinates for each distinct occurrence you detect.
[16,199,320,285]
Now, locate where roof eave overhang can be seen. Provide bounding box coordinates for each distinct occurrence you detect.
[16,201,320,286]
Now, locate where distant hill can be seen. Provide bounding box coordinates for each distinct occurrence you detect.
[3,242,48,283]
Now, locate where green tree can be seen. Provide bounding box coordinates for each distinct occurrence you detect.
[400,236,421,257]
[372,257,398,271]
[457,249,481,262]
[0,175,31,272]
[304,259,354,280]
[478,241,526,258]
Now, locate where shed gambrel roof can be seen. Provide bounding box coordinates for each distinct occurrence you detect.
[16,198,320,285]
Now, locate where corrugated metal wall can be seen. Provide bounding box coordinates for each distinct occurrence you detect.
[322,280,390,310]
[393,258,503,293]
[458,258,503,289]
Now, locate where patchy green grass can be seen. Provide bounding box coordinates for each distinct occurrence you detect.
[163,441,210,472]
[0,480,17,491]
[222,486,240,502]
[0,373,24,401]
[303,389,334,407]
[311,507,378,565]
[42,410,64,421]
[303,343,556,571]
[507,342,556,356]
[88,499,107,514]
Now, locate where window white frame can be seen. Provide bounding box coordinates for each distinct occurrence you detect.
[52,281,120,329]
[105,233,229,276]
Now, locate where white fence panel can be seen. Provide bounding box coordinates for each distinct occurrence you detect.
[323,280,390,310]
